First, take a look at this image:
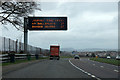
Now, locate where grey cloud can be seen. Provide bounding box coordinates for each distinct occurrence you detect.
[1,2,118,50]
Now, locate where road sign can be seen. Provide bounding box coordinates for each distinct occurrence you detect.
[28,17,67,30]
[24,17,67,56]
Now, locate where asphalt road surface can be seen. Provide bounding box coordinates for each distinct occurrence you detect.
[3,58,119,79]
[3,58,92,78]
[70,58,119,79]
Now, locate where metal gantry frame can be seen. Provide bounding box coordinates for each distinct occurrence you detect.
[24,17,67,60]
[24,17,28,55]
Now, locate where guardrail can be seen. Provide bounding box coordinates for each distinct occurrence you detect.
[0,54,45,63]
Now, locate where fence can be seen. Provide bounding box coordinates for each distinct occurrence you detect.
[0,36,50,54]
[0,36,50,63]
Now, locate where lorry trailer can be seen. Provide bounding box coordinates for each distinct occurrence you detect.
[50,45,60,60]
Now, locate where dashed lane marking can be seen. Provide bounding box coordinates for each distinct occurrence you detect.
[69,59,101,80]
[114,70,119,72]
[89,59,118,68]
[100,66,104,68]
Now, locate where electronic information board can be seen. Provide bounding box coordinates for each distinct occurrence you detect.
[28,17,67,30]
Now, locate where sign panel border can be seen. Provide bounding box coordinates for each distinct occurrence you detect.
[28,17,67,30]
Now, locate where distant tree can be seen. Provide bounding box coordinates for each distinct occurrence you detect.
[106,53,110,56]
[91,53,96,57]
[86,54,89,57]
[0,2,41,30]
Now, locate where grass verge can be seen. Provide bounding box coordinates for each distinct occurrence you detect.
[2,57,48,66]
[60,56,73,58]
[90,58,120,66]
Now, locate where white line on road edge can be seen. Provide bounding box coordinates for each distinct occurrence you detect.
[69,59,101,80]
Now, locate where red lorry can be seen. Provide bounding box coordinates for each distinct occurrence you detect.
[50,45,60,60]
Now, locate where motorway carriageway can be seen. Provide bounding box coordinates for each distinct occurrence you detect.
[3,58,119,79]
[70,58,119,79]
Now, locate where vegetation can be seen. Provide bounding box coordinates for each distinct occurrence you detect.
[61,56,73,58]
[0,2,41,30]
[91,53,96,57]
[90,58,120,66]
[2,57,48,66]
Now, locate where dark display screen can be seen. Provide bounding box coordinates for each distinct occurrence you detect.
[28,17,67,30]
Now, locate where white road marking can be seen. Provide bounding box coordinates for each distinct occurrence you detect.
[87,73,91,75]
[69,59,101,80]
[100,66,104,68]
[93,64,95,66]
[114,70,119,72]
[89,59,118,68]
[91,75,96,78]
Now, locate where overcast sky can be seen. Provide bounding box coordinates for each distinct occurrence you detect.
[1,2,118,50]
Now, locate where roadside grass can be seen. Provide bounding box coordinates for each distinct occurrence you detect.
[90,58,120,66]
[0,63,2,66]
[2,57,49,66]
[61,56,73,58]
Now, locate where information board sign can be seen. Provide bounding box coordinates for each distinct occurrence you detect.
[28,17,67,30]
